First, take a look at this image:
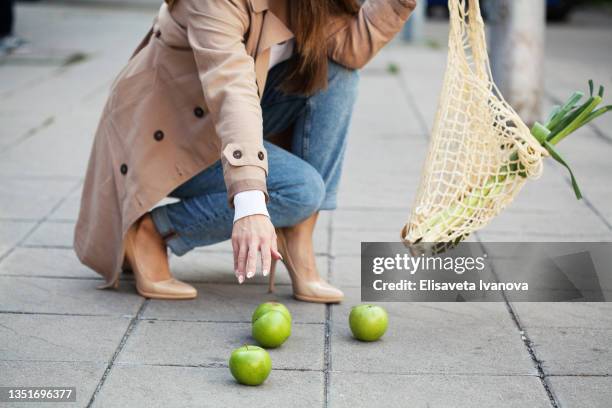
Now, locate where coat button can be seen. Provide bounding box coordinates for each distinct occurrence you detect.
[258,151,264,160]
[154,130,164,141]
[233,150,242,159]
[194,107,205,118]
[120,164,128,175]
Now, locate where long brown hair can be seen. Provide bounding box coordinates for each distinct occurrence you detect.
[283,0,360,95]
[164,0,360,95]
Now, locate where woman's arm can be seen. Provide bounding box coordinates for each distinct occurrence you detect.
[327,0,417,69]
[186,0,267,202]
[185,0,279,282]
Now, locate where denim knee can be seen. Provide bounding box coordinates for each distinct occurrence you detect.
[327,60,360,99]
[287,165,326,222]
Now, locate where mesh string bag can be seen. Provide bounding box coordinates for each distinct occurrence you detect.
[401,0,548,253]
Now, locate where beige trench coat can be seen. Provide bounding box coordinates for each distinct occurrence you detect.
[75,0,416,285]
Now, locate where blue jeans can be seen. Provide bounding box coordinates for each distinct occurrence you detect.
[151,59,359,256]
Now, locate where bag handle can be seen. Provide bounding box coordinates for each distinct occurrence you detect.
[448,0,490,82]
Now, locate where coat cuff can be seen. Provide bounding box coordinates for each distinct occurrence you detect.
[221,142,269,206]
[226,174,269,207]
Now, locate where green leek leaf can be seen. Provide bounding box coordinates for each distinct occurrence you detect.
[543,141,582,200]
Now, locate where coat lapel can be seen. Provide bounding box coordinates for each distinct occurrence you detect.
[251,0,294,97]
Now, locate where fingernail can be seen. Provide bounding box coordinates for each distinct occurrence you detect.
[247,271,255,278]
[238,275,244,284]
[263,269,269,277]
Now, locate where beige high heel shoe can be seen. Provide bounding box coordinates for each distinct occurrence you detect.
[268,214,343,303]
[122,213,197,300]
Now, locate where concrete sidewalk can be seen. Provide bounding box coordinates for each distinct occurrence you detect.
[1,2,611,407]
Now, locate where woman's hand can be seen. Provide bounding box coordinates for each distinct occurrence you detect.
[232,214,282,284]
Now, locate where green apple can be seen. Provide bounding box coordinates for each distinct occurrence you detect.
[252,310,291,348]
[229,345,272,386]
[252,302,292,325]
[349,304,389,342]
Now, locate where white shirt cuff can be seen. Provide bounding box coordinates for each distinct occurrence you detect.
[233,190,269,223]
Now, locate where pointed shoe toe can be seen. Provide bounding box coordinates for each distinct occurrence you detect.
[294,281,344,304]
[136,278,198,300]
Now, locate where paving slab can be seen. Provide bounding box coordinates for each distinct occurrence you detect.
[0,220,36,258]
[0,179,77,220]
[333,208,411,231]
[0,314,130,362]
[512,303,612,329]
[0,247,90,278]
[477,230,612,243]
[350,74,423,136]
[330,289,535,375]
[142,283,325,324]
[585,188,612,225]
[548,376,612,408]
[331,228,404,256]
[527,327,612,375]
[329,372,550,408]
[169,250,328,285]
[118,320,325,370]
[485,205,611,236]
[93,365,324,408]
[330,255,361,288]
[0,276,143,315]
[0,360,105,408]
[48,190,82,221]
[337,183,417,210]
[22,221,75,248]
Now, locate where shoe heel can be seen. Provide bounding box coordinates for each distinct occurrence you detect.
[268,257,277,293]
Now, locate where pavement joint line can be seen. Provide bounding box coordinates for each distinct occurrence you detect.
[546,374,612,377]
[0,116,55,155]
[24,219,76,225]
[192,248,332,257]
[326,369,543,377]
[0,359,110,364]
[0,217,44,223]
[0,274,127,281]
[476,237,561,408]
[503,301,561,408]
[0,310,135,318]
[86,298,149,408]
[112,362,324,372]
[337,205,410,211]
[323,212,334,408]
[395,71,430,136]
[0,175,82,181]
[0,47,81,98]
[0,273,301,287]
[0,180,82,265]
[478,229,612,237]
[548,162,612,232]
[0,360,547,377]
[138,318,324,326]
[44,0,160,12]
[19,244,75,249]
